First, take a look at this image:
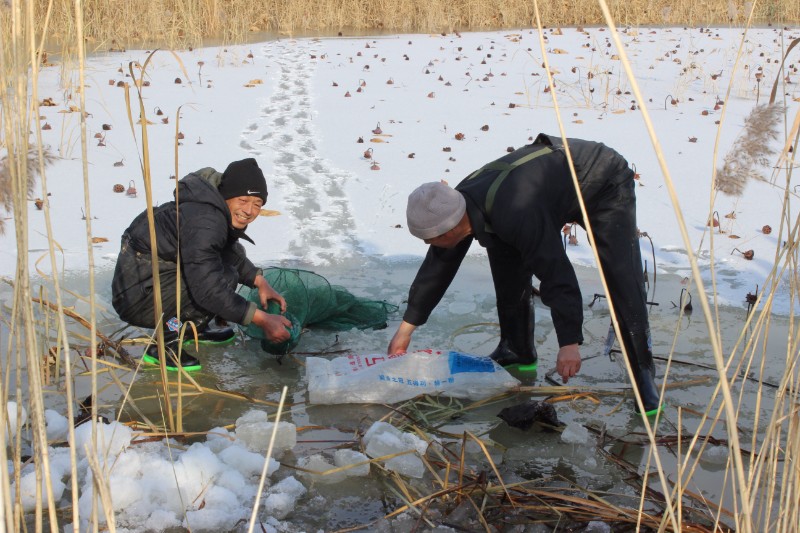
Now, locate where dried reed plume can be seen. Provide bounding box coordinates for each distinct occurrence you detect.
[0,146,55,234]
[715,103,784,197]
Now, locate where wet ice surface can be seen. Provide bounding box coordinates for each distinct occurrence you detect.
[3,24,797,530]
[7,255,780,531]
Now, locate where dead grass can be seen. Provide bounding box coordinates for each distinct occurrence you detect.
[25,0,800,49]
[3,0,800,531]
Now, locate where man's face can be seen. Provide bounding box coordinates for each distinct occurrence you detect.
[423,226,463,249]
[226,195,264,229]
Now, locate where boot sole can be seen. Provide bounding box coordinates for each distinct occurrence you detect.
[503,361,538,372]
[142,354,202,372]
[182,335,236,347]
[636,403,665,417]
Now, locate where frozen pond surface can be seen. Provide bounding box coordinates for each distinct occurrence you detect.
[3,24,799,531]
[7,252,786,531]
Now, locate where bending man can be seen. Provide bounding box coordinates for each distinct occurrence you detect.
[388,134,662,415]
[112,158,291,371]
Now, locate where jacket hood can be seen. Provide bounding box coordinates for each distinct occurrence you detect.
[176,167,256,245]
[175,167,225,206]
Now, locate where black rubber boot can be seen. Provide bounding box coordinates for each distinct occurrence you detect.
[143,332,201,371]
[624,331,662,416]
[489,296,538,372]
[183,324,235,346]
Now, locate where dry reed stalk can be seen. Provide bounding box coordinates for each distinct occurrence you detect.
[531,5,679,529]
[2,2,798,532]
[593,0,787,531]
[121,50,188,435]
[1,1,84,531]
[104,365,162,430]
[713,110,800,533]
[22,0,800,50]
[160,382,283,406]
[83,441,118,530]
[69,0,107,527]
[671,19,800,533]
[30,296,135,366]
[246,386,288,533]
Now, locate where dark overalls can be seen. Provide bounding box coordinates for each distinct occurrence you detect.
[404,133,660,412]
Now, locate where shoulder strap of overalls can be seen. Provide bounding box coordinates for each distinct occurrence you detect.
[466,146,553,223]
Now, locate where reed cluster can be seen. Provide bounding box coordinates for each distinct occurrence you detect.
[26,0,800,49]
[2,0,800,531]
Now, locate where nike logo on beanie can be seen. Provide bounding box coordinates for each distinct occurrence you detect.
[219,158,269,203]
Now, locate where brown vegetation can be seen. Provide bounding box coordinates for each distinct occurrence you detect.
[2,0,800,531]
[24,0,800,49]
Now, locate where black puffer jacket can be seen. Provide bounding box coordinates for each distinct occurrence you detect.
[403,133,635,347]
[116,167,261,325]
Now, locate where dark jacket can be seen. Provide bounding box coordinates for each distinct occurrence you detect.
[403,133,635,347]
[112,167,261,327]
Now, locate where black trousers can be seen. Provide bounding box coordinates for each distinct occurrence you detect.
[588,178,651,343]
[111,236,237,331]
[487,243,537,360]
[488,177,651,364]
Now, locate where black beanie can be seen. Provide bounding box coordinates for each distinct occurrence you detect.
[218,158,268,203]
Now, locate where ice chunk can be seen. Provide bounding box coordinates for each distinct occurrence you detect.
[333,449,371,477]
[560,422,591,446]
[385,454,425,479]
[45,409,69,442]
[236,409,268,425]
[5,401,27,440]
[264,492,297,520]
[364,422,428,455]
[205,426,236,454]
[454,439,503,466]
[107,467,142,511]
[297,454,347,484]
[701,444,730,466]
[219,443,277,479]
[235,411,296,454]
[179,443,227,493]
[184,506,238,532]
[106,443,143,481]
[143,510,181,532]
[364,422,427,478]
[264,476,306,519]
[216,469,252,499]
[71,420,132,461]
[13,464,66,512]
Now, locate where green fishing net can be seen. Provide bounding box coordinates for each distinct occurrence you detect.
[237,267,399,354]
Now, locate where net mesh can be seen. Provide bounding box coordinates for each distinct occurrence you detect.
[237,267,399,354]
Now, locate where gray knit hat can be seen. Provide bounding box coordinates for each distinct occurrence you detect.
[406,182,466,239]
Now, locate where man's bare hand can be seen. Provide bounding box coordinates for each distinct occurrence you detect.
[252,309,292,343]
[388,320,417,355]
[556,344,581,383]
[254,274,287,313]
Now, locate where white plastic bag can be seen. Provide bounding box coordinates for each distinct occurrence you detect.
[306,349,520,405]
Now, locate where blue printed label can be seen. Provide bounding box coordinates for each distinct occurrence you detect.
[448,351,495,374]
[166,317,182,333]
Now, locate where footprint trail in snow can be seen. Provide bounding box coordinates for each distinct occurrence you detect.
[241,40,359,264]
